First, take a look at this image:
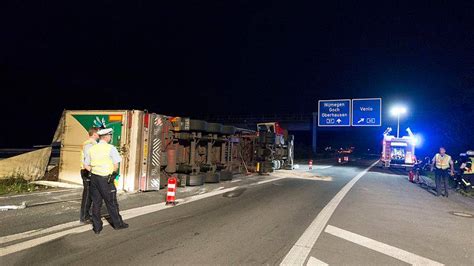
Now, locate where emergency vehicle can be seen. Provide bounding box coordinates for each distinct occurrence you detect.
[381,127,417,169]
[456,151,474,191]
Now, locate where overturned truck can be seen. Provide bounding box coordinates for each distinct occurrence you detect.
[55,110,293,192]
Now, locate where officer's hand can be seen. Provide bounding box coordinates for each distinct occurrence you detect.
[450,170,454,176]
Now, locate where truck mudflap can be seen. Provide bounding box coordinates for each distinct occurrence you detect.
[140,113,164,191]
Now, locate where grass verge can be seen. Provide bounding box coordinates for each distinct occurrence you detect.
[0,177,47,195]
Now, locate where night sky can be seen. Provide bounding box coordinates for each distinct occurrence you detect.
[2,1,474,156]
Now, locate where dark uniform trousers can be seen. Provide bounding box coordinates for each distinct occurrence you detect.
[435,168,449,196]
[90,173,124,231]
[80,169,92,221]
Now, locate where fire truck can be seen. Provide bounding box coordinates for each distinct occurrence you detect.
[381,127,417,169]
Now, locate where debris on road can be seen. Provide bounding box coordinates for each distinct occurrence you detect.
[0,201,26,211]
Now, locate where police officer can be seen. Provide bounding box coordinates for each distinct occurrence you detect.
[84,128,128,234]
[431,146,454,197]
[80,127,99,224]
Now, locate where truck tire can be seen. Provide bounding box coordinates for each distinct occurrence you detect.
[220,170,233,181]
[187,174,204,186]
[189,120,208,132]
[273,160,280,170]
[221,125,236,135]
[207,123,223,134]
[205,172,220,183]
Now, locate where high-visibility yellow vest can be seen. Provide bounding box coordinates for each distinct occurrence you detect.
[89,143,114,176]
[80,139,97,169]
[435,154,451,170]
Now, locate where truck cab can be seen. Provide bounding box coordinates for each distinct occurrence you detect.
[256,122,294,173]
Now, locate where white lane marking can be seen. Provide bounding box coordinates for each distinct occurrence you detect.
[306,256,328,266]
[0,221,80,245]
[311,166,332,170]
[0,176,286,257]
[256,176,286,185]
[0,230,40,245]
[231,179,242,183]
[286,176,333,182]
[325,225,443,266]
[280,160,379,266]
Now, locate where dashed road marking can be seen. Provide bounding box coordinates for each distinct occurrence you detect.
[325,225,443,266]
[280,161,379,266]
[306,256,328,266]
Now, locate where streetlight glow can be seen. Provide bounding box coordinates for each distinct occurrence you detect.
[390,105,408,138]
[391,106,407,116]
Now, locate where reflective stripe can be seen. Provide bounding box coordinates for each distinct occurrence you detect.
[89,143,114,176]
[167,184,176,189]
[167,192,176,196]
[462,179,471,186]
[435,154,451,170]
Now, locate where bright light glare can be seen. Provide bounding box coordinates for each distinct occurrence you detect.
[413,134,423,147]
[391,106,407,116]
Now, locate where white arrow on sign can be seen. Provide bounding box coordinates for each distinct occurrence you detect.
[357,118,365,124]
[336,118,342,124]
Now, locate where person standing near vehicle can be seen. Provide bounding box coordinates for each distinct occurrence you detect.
[80,127,99,224]
[431,147,454,197]
[84,128,128,234]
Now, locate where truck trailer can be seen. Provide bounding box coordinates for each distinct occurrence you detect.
[54,110,294,191]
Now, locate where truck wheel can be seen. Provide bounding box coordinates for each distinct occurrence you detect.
[221,125,236,135]
[189,120,208,132]
[207,123,223,134]
[272,160,278,170]
[187,174,204,186]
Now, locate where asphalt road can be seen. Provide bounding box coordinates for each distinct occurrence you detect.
[1,159,473,265]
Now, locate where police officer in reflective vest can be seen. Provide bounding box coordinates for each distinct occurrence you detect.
[431,146,454,197]
[84,128,128,234]
[80,127,99,224]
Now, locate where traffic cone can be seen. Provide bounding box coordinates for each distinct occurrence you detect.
[309,160,313,170]
[166,175,178,205]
